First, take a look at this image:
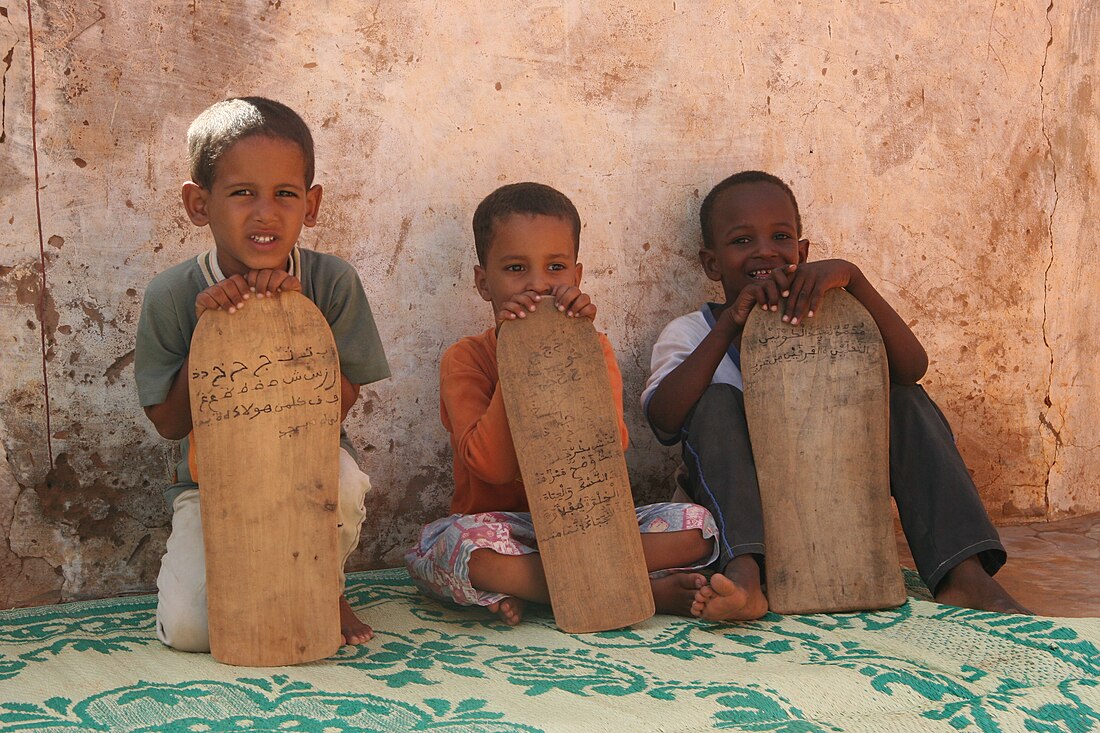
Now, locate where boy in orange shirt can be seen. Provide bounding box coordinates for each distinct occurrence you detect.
[406,182,718,625]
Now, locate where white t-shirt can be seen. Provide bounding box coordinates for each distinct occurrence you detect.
[641,305,744,445]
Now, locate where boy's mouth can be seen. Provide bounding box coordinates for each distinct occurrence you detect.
[748,268,772,280]
[250,235,277,244]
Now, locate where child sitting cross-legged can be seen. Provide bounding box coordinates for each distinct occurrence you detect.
[405,182,719,626]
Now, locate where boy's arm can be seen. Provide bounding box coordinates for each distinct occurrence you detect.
[441,347,521,485]
[784,259,928,384]
[341,374,360,422]
[143,360,193,440]
[645,316,738,437]
[596,334,631,451]
[645,275,781,437]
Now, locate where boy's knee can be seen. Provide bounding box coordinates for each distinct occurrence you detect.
[156,603,210,652]
[694,383,744,417]
[889,382,926,409]
[685,383,746,434]
[687,528,715,560]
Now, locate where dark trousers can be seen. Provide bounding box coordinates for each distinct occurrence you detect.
[680,383,1006,593]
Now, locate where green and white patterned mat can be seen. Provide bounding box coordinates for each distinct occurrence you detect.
[0,568,1097,732]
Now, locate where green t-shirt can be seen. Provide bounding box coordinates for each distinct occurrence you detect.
[135,246,390,503]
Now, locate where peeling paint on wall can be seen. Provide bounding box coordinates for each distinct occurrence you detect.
[1,1,1097,608]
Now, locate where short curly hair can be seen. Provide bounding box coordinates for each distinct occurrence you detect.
[699,170,802,248]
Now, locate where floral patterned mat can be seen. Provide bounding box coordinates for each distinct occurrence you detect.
[0,568,1097,732]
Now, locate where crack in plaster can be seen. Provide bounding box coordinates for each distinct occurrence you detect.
[1038,0,1059,516]
[57,3,106,48]
[984,0,1008,79]
[0,42,13,144]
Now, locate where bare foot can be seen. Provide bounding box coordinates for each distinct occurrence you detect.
[934,556,1031,614]
[651,572,707,616]
[692,556,769,622]
[339,595,374,645]
[486,596,526,626]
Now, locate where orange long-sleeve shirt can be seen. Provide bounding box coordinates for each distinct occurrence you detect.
[440,326,630,515]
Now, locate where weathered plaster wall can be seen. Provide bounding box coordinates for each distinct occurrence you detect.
[1,1,1096,607]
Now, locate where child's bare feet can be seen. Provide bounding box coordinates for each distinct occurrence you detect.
[651,572,707,616]
[934,556,1031,614]
[487,596,526,626]
[339,595,374,644]
[692,556,769,622]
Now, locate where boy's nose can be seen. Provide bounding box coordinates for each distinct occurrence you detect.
[252,196,277,221]
[528,277,553,296]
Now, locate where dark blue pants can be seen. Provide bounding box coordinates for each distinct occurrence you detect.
[679,383,1005,593]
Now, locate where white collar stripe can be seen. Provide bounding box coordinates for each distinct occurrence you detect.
[195,246,299,286]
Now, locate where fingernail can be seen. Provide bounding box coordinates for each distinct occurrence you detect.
[770,305,777,311]
[808,310,814,317]
[791,317,800,325]
[782,315,789,322]
[782,290,789,297]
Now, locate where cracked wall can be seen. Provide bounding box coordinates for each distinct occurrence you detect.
[1,1,1097,607]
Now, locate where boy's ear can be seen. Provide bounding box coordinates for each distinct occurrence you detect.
[698,248,722,282]
[303,184,323,227]
[181,182,210,226]
[574,261,583,287]
[474,265,493,302]
[798,238,809,263]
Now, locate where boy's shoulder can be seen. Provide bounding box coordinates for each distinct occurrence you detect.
[297,246,354,274]
[144,254,207,305]
[441,327,497,376]
[655,307,712,342]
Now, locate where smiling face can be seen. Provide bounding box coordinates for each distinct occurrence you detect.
[181,135,321,278]
[474,213,582,314]
[699,180,808,303]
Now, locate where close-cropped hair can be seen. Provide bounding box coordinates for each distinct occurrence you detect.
[187,97,315,190]
[472,182,582,266]
[699,170,802,248]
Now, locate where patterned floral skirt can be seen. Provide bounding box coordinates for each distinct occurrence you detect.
[404,502,718,607]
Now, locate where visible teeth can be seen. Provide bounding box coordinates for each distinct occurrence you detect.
[750,269,770,278]
[252,235,275,243]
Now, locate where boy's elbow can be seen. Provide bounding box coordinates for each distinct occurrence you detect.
[144,405,189,441]
[466,454,519,485]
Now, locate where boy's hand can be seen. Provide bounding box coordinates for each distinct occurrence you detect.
[717,264,798,332]
[195,274,252,318]
[247,269,302,299]
[549,284,596,320]
[495,286,597,329]
[781,259,856,325]
[195,270,302,319]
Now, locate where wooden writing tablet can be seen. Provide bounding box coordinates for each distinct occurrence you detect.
[498,302,654,632]
[742,288,905,614]
[188,291,342,665]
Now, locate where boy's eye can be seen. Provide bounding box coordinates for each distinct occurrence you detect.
[276,190,298,197]
[548,263,566,271]
[773,232,792,240]
[731,236,751,245]
[230,189,253,196]
[505,264,525,272]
